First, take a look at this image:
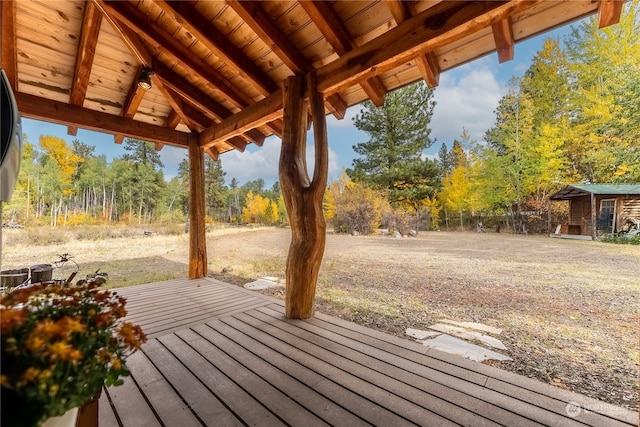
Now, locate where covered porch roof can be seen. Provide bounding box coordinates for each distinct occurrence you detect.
[2,1,624,152]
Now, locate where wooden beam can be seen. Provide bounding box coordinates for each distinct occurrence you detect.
[301,1,387,106]
[325,94,346,120]
[98,0,254,108]
[416,51,440,88]
[200,91,284,149]
[227,0,311,74]
[492,18,514,63]
[16,92,193,148]
[93,0,152,66]
[317,1,530,95]
[386,0,441,88]
[228,0,348,117]
[155,79,200,132]
[204,2,522,144]
[153,60,233,121]
[598,0,624,28]
[165,110,182,130]
[122,71,146,120]
[384,0,413,23]
[68,1,103,135]
[280,73,328,319]
[227,137,247,153]
[154,0,278,95]
[204,147,219,161]
[69,2,102,106]
[0,0,17,90]
[188,140,207,279]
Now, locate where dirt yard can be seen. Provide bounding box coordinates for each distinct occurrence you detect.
[2,226,638,410]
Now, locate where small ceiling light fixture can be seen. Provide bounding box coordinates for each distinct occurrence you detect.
[136,67,153,90]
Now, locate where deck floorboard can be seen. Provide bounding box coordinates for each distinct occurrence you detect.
[101,278,638,427]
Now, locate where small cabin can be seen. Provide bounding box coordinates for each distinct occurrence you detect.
[550,184,640,239]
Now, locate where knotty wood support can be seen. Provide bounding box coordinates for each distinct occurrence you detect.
[188,139,207,279]
[279,74,328,319]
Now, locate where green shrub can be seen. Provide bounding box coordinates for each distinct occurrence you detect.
[600,233,640,245]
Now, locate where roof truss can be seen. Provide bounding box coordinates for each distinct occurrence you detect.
[3,0,624,154]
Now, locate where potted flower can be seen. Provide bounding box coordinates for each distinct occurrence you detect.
[1,279,146,427]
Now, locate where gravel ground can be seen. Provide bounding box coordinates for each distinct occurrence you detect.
[208,229,639,411]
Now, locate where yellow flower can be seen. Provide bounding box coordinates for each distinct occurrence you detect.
[35,319,62,337]
[49,384,59,396]
[110,357,122,371]
[0,375,9,386]
[38,369,52,382]
[60,317,87,336]
[49,341,73,361]
[22,367,40,383]
[26,335,46,352]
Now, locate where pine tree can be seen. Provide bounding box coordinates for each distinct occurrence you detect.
[348,81,438,207]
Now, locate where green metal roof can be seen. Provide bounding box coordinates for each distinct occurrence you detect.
[550,184,640,200]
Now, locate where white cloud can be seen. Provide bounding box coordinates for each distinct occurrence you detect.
[220,136,339,186]
[159,146,187,180]
[326,105,362,128]
[430,59,506,145]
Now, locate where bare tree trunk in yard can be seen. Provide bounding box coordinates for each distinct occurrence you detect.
[279,74,328,319]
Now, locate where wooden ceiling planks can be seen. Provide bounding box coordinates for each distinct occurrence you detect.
[6,0,622,153]
[1,1,18,89]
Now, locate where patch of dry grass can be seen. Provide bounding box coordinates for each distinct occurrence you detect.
[2,226,638,411]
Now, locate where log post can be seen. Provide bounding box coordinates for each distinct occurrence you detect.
[279,73,328,319]
[188,138,207,278]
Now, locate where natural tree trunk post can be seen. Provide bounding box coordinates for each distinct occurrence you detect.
[188,138,207,278]
[279,73,329,319]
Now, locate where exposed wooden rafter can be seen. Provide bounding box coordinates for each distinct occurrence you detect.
[598,0,624,28]
[492,18,515,63]
[16,92,193,148]
[227,0,348,119]
[384,0,441,88]
[200,91,284,149]
[97,0,254,108]
[158,83,201,132]
[154,0,278,96]
[1,0,17,89]
[114,66,146,144]
[201,1,531,147]
[68,2,102,136]
[317,1,534,95]
[300,1,387,107]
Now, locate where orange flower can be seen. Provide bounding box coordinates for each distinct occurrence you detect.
[110,357,122,371]
[0,308,27,334]
[60,317,87,335]
[49,341,73,361]
[118,322,146,350]
[34,319,63,338]
[22,367,40,383]
[26,335,47,353]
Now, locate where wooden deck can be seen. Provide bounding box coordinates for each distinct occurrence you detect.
[99,278,638,426]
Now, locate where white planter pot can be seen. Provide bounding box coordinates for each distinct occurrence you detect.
[42,407,78,427]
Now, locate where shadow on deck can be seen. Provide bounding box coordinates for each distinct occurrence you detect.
[100,278,638,426]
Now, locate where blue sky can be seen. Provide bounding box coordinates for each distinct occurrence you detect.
[21,23,578,187]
